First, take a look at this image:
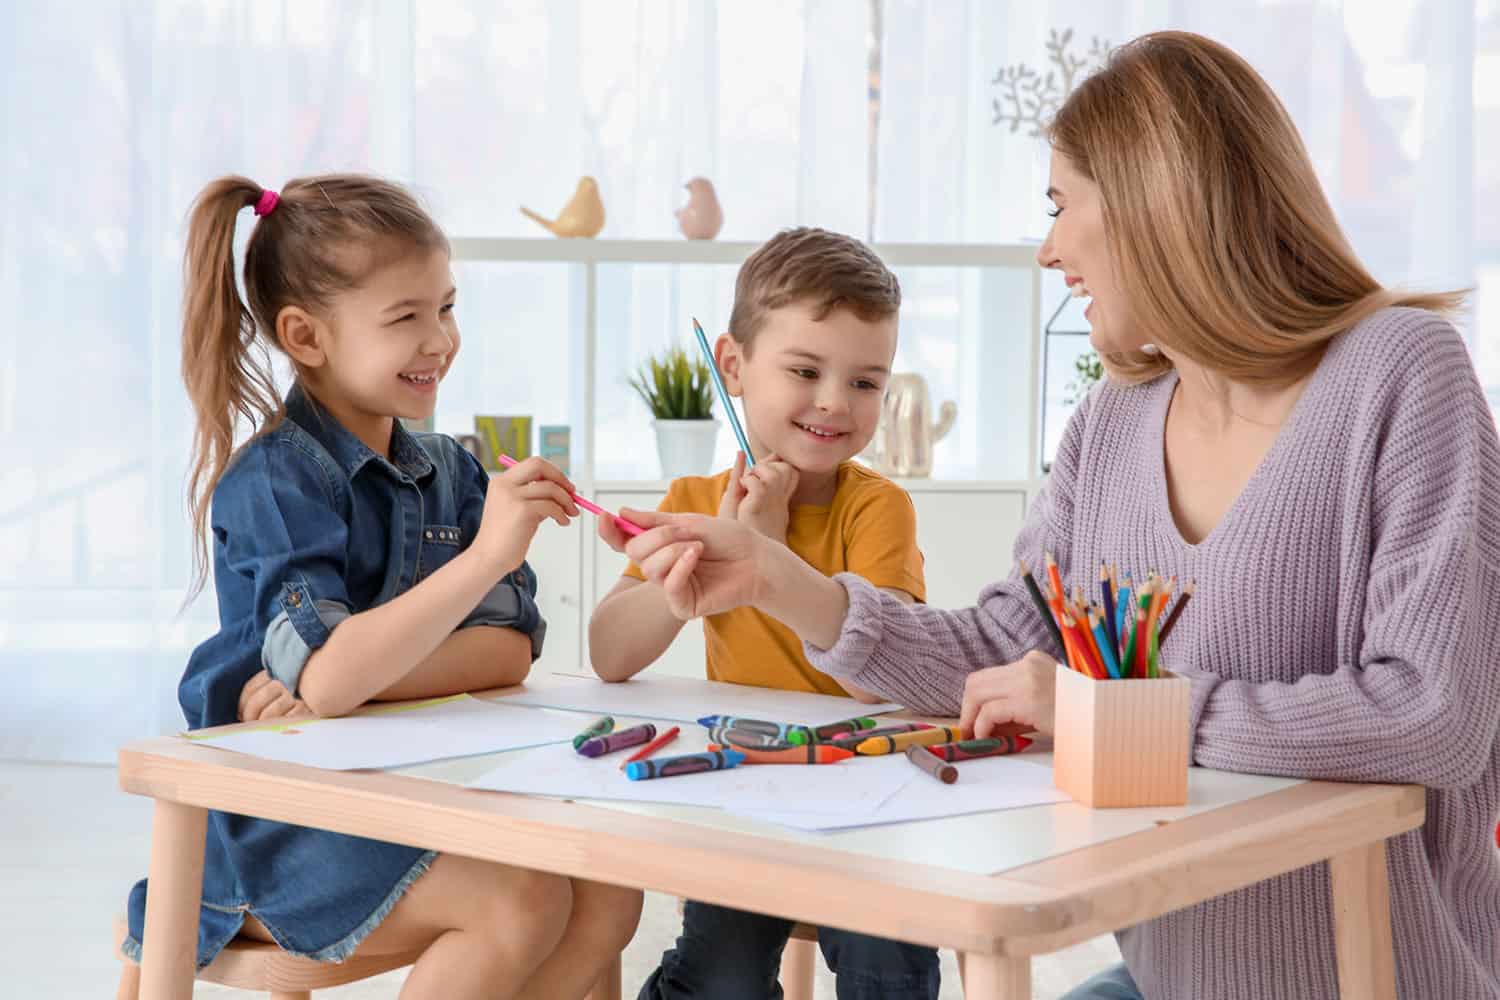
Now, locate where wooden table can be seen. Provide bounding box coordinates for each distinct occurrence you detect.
[118,691,1424,999]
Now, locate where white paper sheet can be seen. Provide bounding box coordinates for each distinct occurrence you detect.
[731,753,1073,831]
[194,696,585,770]
[492,672,901,727]
[468,741,918,811]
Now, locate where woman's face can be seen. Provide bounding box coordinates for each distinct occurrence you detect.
[1036,152,1142,353]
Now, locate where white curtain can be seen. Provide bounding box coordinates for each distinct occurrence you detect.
[873,0,1493,460]
[1,0,1489,761]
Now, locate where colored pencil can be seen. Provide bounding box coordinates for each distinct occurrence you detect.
[497,454,643,536]
[1100,563,1119,663]
[692,317,755,468]
[1019,559,1068,666]
[619,725,680,770]
[1089,608,1122,679]
[1158,581,1194,645]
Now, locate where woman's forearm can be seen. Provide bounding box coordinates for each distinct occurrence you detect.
[297,548,497,716]
[752,541,850,650]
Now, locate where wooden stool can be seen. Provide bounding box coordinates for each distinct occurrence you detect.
[113,915,623,999]
[112,914,419,1000]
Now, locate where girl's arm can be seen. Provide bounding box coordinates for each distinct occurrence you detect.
[371,624,533,701]
[298,456,577,717]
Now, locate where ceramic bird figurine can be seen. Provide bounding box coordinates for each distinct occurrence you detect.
[675,177,723,240]
[521,177,605,238]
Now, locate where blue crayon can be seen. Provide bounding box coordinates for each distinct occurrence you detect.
[696,715,813,742]
[626,749,746,781]
[576,723,657,758]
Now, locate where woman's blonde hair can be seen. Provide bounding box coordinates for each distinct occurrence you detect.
[1047,31,1465,385]
[181,174,447,599]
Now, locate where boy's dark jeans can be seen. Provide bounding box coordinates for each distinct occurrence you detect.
[638,899,941,1000]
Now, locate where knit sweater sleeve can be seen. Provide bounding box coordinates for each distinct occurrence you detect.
[1186,316,1500,789]
[800,390,1088,714]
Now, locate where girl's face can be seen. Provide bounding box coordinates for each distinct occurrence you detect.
[304,247,459,449]
[1036,152,1142,353]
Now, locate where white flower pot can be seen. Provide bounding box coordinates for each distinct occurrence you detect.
[652,419,720,478]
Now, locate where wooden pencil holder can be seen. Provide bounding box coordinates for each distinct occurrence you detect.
[1052,663,1191,808]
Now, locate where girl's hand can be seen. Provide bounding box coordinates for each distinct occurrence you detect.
[734,452,799,542]
[958,650,1058,738]
[622,510,770,620]
[476,456,579,573]
[238,670,316,722]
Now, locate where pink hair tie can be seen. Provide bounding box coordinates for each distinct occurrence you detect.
[253,189,280,217]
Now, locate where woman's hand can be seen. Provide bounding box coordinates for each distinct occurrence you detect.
[622,509,770,620]
[238,670,315,722]
[958,650,1058,738]
[476,456,579,573]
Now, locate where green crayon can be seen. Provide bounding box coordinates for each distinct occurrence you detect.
[571,716,614,750]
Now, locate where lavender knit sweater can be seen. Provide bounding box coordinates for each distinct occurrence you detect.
[806,308,1500,999]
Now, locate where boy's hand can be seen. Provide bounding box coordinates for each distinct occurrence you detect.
[475,457,579,574]
[238,670,316,722]
[732,452,799,542]
[717,450,750,519]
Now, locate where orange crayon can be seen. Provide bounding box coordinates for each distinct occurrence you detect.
[706,743,853,765]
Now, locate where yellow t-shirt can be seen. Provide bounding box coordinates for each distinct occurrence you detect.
[622,461,926,696]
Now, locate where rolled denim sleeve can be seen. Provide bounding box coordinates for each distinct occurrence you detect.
[218,441,355,696]
[454,444,548,659]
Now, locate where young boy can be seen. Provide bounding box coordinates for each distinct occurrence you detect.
[590,227,940,998]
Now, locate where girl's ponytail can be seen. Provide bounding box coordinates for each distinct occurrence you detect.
[181,176,282,600]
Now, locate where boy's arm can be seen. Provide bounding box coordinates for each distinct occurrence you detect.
[589,575,688,681]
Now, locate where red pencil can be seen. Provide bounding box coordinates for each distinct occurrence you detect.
[619,725,680,770]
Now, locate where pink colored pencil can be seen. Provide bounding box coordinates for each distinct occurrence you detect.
[497,454,644,536]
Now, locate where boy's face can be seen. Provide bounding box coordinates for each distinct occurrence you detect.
[717,299,897,476]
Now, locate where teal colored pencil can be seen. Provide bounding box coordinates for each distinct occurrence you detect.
[692,317,754,468]
[1089,611,1122,679]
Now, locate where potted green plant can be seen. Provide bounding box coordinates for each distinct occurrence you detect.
[629,346,720,477]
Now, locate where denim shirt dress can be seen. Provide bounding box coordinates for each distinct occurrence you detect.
[122,384,546,969]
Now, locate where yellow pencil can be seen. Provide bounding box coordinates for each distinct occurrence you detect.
[854,726,963,756]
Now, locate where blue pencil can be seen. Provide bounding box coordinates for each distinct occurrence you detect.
[692,317,755,468]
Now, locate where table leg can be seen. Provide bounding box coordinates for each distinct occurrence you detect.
[961,953,1031,998]
[138,800,208,1000]
[1329,839,1397,1000]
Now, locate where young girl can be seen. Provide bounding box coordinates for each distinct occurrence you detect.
[119,174,642,999]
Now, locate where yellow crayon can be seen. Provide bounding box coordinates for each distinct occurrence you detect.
[853,725,963,756]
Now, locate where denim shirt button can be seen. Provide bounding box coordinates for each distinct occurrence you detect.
[286,590,302,608]
[425,530,433,539]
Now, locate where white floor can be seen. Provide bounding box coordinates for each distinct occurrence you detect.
[1,760,1121,998]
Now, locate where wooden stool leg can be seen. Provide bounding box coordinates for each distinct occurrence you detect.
[114,961,140,1000]
[585,953,623,1000]
[1330,839,1398,1000]
[780,936,817,1000]
[138,800,208,1000]
[961,953,1031,999]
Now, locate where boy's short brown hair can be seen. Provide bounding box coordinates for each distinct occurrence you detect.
[727,227,901,353]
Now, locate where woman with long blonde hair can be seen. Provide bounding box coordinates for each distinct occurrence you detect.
[615,31,1500,1000]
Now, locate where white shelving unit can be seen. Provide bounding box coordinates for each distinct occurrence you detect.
[448,237,1047,676]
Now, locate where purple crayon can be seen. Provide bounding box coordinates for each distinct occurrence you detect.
[626,749,745,781]
[576,723,657,758]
